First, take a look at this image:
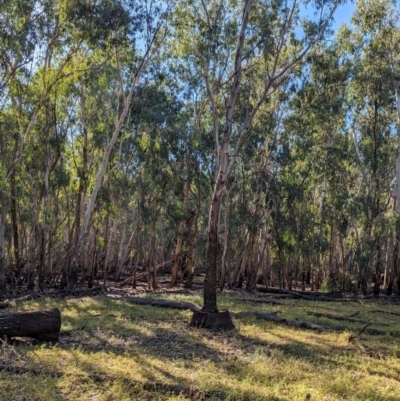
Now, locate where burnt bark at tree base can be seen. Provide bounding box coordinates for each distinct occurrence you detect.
[0,308,61,341]
[189,310,235,330]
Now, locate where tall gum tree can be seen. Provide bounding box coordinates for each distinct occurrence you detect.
[339,0,400,295]
[0,0,83,290]
[173,0,343,315]
[74,0,173,258]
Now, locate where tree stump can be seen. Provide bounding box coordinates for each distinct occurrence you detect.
[0,308,61,341]
[189,310,235,330]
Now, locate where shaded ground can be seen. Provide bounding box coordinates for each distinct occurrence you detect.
[0,289,400,400]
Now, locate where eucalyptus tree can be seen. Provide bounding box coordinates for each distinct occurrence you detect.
[338,0,399,295]
[127,81,185,288]
[76,0,174,261]
[273,40,354,291]
[173,0,342,319]
[0,0,84,290]
[0,0,174,290]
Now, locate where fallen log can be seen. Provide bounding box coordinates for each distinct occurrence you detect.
[0,308,61,341]
[306,311,372,324]
[119,273,146,288]
[256,311,389,335]
[257,288,356,302]
[231,311,327,331]
[69,286,107,296]
[257,288,343,298]
[369,310,400,317]
[13,294,35,302]
[237,297,285,306]
[110,296,392,335]
[119,259,174,288]
[349,335,368,354]
[115,295,202,312]
[348,324,372,355]
[233,311,391,335]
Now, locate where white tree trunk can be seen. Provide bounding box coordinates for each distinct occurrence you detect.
[115,220,142,281]
[395,88,400,212]
[0,189,6,292]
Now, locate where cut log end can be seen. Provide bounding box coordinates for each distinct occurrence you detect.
[189,310,235,331]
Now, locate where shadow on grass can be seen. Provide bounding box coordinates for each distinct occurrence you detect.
[7,295,400,400]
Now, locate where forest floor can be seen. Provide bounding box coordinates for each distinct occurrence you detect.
[1,282,400,401]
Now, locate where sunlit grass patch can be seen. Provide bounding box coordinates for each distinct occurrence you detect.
[1,293,400,400]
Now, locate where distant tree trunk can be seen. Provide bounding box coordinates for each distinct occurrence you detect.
[171,178,189,286]
[185,246,196,289]
[233,246,248,289]
[147,219,157,290]
[77,30,163,256]
[103,220,117,287]
[115,220,141,281]
[84,226,95,288]
[0,129,6,292]
[10,168,20,269]
[132,253,138,289]
[0,188,6,293]
[38,134,50,290]
[74,101,88,251]
[394,88,400,294]
[245,234,257,292]
[372,99,381,297]
[185,193,200,289]
[219,190,231,291]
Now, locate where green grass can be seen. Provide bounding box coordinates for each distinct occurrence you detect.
[1,293,400,400]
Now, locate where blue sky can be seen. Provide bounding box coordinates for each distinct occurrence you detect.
[332,1,356,30]
[297,1,356,39]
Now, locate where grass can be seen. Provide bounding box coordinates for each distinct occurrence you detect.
[1,292,400,400]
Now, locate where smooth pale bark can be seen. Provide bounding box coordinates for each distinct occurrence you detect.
[395,88,400,213]
[77,75,139,254]
[115,221,142,281]
[171,177,190,286]
[149,220,157,290]
[84,226,95,287]
[185,192,200,289]
[10,167,19,268]
[0,131,6,292]
[77,22,166,255]
[352,127,371,193]
[219,190,231,291]
[202,0,340,312]
[39,125,51,289]
[74,84,89,249]
[171,227,184,286]
[103,219,117,287]
[394,88,400,292]
[203,0,254,313]
[0,189,5,292]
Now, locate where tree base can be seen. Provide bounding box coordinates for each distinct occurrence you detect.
[189,310,235,330]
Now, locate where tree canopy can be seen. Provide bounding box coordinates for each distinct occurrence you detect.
[1,0,400,306]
